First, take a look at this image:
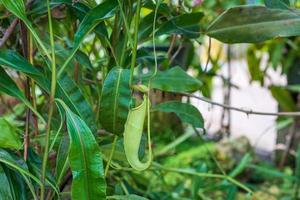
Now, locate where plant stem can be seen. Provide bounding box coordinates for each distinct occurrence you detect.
[153,163,253,194]
[182,92,300,117]
[29,32,40,152]
[20,20,31,161]
[117,0,133,48]
[41,0,57,199]
[104,135,118,177]
[129,0,142,85]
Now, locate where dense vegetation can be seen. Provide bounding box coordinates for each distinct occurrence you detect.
[1,0,300,199]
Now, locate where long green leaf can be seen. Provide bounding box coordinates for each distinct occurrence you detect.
[1,164,27,200]
[0,118,22,150]
[153,101,204,128]
[99,67,131,135]
[58,0,118,76]
[207,6,300,43]
[0,50,96,132]
[0,150,42,188]
[149,66,202,93]
[0,68,45,123]
[57,99,106,200]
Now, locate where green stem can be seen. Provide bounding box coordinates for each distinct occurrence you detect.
[104,135,118,177]
[41,0,57,199]
[117,0,134,48]
[153,163,253,194]
[129,0,142,85]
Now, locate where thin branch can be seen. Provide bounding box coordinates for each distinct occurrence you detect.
[169,42,183,65]
[0,18,18,48]
[203,37,211,72]
[182,92,300,117]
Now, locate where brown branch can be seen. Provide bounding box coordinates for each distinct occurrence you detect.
[182,92,300,117]
[0,18,18,48]
[203,37,211,72]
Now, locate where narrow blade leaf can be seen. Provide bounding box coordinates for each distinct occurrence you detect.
[57,100,106,199]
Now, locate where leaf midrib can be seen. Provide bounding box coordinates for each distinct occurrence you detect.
[67,112,90,200]
[112,69,122,134]
[208,17,300,35]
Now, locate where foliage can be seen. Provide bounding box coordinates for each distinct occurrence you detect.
[0,0,299,199]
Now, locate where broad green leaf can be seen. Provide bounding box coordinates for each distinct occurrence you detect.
[0,165,14,200]
[59,0,118,76]
[156,13,203,38]
[0,0,26,20]
[153,101,204,128]
[0,67,45,123]
[0,50,96,133]
[265,0,290,9]
[270,86,297,111]
[0,118,22,150]
[150,67,202,93]
[207,6,300,43]
[57,100,106,200]
[99,67,131,135]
